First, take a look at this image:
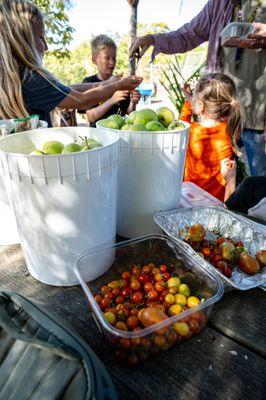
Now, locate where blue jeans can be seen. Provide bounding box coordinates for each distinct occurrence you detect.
[242,129,266,176]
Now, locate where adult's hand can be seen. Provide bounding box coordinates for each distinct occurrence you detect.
[117,75,143,91]
[129,34,155,58]
[248,22,266,47]
[111,90,129,105]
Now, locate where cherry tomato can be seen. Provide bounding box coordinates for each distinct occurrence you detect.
[108,280,119,289]
[101,297,111,309]
[154,273,163,282]
[163,272,171,281]
[118,279,127,288]
[216,237,225,245]
[223,266,232,278]
[130,279,141,291]
[94,294,103,304]
[142,265,151,274]
[212,254,222,265]
[188,318,201,334]
[154,282,165,292]
[202,247,211,258]
[132,266,141,276]
[139,273,150,284]
[115,321,128,331]
[100,285,110,296]
[121,286,132,298]
[121,271,131,281]
[112,287,121,297]
[120,338,131,349]
[152,267,160,275]
[147,289,159,301]
[115,296,125,305]
[132,291,144,304]
[144,282,153,292]
[217,261,228,270]
[126,315,139,330]
[159,264,167,273]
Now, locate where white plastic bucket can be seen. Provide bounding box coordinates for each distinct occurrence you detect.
[0,127,119,286]
[0,173,20,244]
[96,123,190,237]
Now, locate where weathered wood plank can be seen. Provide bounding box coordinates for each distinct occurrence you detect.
[209,288,266,357]
[0,245,265,400]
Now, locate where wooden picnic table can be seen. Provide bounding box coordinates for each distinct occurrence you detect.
[0,243,265,400]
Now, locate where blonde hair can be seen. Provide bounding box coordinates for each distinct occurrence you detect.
[0,0,57,119]
[91,35,117,56]
[192,72,244,155]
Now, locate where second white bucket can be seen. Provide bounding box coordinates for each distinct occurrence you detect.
[116,124,190,237]
[0,127,119,286]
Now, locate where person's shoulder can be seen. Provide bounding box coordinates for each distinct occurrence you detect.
[82,74,99,83]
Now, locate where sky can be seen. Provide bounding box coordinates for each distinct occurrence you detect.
[68,0,209,49]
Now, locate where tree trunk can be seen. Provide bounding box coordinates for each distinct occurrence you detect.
[128,0,139,75]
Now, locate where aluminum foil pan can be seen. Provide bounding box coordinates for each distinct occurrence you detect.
[154,206,266,291]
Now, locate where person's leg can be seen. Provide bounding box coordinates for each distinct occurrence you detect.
[242,129,266,176]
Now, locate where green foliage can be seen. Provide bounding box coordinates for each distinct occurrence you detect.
[160,54,205,114]
[33,0,74,58]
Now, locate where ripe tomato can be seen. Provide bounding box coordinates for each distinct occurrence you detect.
[139,273,150,284]
[142,265,151,274]
[130,279,141,291]
[154,273,163,282]
[100,285,110,296]
[202,247,211,258]
[163,272,171,281]
[126,315,139,330]
[132,266,141,276]
[118,279,127,288]
[223,266,232,278]
[132,291,144,304]
[216,237,225,246]
[121,286,132,298]
[115,296,125,305]
[147,289,159,301]
[159,264,167,273]
[112,287,121,297]
[101,297,111,309]
[94,294,103,304]
[121,271,131,281]
[152,267,160,275]
[154,282,165,292]
[217,261,228,270]
[144,282,153,292]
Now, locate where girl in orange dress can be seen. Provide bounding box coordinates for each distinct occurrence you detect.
[180,73,244,202]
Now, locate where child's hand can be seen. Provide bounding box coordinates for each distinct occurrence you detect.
[111,90,130,104]
[220,158,236,182]
[130,89,141,105]
[182,83,193,101]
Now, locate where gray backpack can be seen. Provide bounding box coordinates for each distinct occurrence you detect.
[0,290,118,400]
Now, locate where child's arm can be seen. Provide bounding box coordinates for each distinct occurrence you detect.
[179,84,193,122]
[127,90,141,114]
[220,158,237,202]
[86,90,129,124]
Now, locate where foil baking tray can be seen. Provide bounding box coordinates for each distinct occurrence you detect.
[154,206,266,291]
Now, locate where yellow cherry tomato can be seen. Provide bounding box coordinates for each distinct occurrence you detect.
[178,283,190,298]
[173,322,190,336]
[174,293,187,306]
[187,296,200,308]
[168,304,182,316]
[165,293,175,305]
[167,277,181,289]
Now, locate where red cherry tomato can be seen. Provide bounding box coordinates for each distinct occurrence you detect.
[139,273,150,284]
[159,264,167,273]
[144,282,153,292]
[142,265,151,274]
[130,279,141,291]
[132,291,144,304]
[147,289,159,301]
[223,266,232,278]
[121,287,132,298]
[132,266,141,276]
[121,271,131,281]
[126,315,139,330]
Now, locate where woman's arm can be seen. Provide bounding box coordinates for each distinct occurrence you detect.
[58,76,142,110]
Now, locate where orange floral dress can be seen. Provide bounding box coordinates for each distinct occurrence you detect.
[180,101,233,201]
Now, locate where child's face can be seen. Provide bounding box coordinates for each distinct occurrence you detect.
[93,47,117,77]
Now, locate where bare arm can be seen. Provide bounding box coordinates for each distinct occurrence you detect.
[221,158,236,202]
[129,0,217,58]
[57,76,142,111]
[70,76,123,92]
[86,90,129,124]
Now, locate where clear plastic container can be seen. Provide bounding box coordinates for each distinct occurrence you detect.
[180,182,224,208]
[74,235,223,365]
[220,22,255,46]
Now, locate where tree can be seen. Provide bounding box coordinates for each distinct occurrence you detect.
[33,0,74,57]
[127,0,139,74]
